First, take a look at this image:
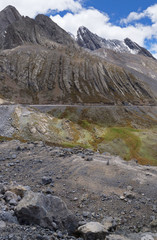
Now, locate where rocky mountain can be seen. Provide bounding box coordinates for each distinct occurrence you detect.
[77,26,155,59]
[0,6,156,105]
[0,6,75,50]
[0,5,22,33]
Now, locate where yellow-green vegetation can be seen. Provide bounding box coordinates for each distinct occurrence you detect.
[0,136,13,142]
[12,106,157,166]
[102,127,141,160]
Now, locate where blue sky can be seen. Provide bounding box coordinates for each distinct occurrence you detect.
[83,0,157,24]
[1,0,157,56]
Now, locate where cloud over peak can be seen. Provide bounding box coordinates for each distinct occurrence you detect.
[0,0,82,17]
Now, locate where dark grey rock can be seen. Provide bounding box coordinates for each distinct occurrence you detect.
[124,38,155,59]
[41,176,53,185]
[15,191,78,234]
[0,211,18,224]
[85,157,93,162]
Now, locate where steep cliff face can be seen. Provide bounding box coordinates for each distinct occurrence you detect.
[0,6,75,50]
[0,5,22,33]
[77,26,155,60]
[0,6,156,105]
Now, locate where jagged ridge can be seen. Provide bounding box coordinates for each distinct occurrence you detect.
[77,26,155,59]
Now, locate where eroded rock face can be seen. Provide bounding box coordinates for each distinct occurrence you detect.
[15,191,78,234]
[0,44,155,105]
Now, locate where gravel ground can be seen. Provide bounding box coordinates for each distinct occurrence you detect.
[0,140,157,239]
[0,105,16,137]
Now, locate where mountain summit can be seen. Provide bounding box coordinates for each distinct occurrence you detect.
[0,6,75,50]
[77,26,155,59]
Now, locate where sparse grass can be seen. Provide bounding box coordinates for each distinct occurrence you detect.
[10,106,157,166]
[102,127,141,160]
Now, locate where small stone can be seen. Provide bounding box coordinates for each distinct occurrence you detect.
[0,220,6,229]
[85,157,93,161]
[11,154,17,159]
[42,176,53,185]
[150,219,157,229]
[83,211,90,217]
[127,186,133,191]
[141,234,154,240]
[57,231,63,238]
[4,191,18,202]
[120,196,125,200]
[123,191,135,199]
[73,197,78,201]
[9,198,18,206]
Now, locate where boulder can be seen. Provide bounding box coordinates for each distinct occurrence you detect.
[15,191,78,234]
[78,222,108,240]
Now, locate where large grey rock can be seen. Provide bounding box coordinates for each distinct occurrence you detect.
[15,191,78,234]
[78,222,109,240]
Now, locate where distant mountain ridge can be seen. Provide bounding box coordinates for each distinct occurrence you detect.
[0,5,156,106]
[77,26,155,59]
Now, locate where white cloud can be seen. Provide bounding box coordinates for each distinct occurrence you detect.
[121,3,157,24]
[0,1,157,56]
[121,12,145,24]
[51,8,155,46]
[0,0,82,17]
[51,8,109,38]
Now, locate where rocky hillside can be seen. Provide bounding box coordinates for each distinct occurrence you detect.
[0,6,156,105]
